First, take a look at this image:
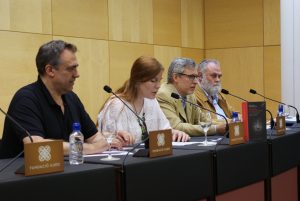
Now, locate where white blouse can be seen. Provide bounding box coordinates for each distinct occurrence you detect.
[98,97,171,143]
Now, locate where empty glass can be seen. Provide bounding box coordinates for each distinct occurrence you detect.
[199,112,217,146]
[101,121,120,161]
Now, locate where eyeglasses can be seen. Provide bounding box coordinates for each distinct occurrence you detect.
[177,73,199,81]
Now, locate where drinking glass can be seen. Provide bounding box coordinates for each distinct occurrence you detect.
[101,121,120,161]
[198,112,216,146]
[283,105,290,117]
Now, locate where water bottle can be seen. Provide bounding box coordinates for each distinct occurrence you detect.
[232,111,239,122]
[69,122,84,165]
[277,104,284,117]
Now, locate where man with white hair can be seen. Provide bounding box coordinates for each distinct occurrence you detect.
[195,59,233,122]
[157,57,226,136]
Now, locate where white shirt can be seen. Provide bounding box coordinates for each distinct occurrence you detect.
[98,97,171,143]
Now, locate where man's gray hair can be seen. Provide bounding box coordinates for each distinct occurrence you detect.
[198,59,220,74]
[167,57,196,83]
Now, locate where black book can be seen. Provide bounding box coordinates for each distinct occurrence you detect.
[242,101,267,142]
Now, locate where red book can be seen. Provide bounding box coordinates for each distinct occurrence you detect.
[242,102,249,141]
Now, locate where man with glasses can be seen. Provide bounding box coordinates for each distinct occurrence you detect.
[157,57,225,136]
[195,59,233,123]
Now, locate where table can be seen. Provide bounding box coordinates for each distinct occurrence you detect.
[0,158,116,201]
[173,137,269,195]
[266,127,300,201]
[84,149,213,201]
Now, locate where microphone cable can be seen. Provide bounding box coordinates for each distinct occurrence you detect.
[120,136,150,173]
[0,150,24,173]
[0,107,33,173]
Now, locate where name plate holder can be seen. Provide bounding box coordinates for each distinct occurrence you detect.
[229,122,245,145]
[149,129,172,158]
[19,140,64,176]
[275,116,286,135]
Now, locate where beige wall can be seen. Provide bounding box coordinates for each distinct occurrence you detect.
[204,0,281,115]
[0,0,280,138]
[0,0,205,137]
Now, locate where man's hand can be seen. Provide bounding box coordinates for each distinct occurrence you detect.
[216,123,227,135]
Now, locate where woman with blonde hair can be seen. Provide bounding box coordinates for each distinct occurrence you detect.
[98,56,190,143]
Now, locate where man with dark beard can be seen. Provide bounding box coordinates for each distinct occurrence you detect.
[195,59,234,122]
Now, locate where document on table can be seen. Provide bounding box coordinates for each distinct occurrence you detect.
[84,150,133,157]
[172,141,201,146]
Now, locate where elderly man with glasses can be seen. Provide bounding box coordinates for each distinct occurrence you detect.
[157,57,226,136]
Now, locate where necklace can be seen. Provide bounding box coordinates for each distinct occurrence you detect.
[132,102,147,140]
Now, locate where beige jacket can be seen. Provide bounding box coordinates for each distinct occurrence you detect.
[156,83,216,136]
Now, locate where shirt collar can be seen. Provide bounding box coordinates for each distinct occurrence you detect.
[37,76,66,107]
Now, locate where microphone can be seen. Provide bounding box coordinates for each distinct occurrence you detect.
[170,92,229,135]
[103,85,149,149]
[0,107,33,143]
[221,89,248,102]
[249,88,300,123]
[0,107,33,173]
[221,89,275,129]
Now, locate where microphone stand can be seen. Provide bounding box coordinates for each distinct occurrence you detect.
[249,89,300,123]
[171,93,229,136]
[0,107,33,173]
[103,85,149,156]
[221,89,275,130]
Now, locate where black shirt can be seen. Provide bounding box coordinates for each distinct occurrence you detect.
[0,78,97,158]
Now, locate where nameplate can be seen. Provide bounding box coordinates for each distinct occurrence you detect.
[229,122,245,145]
[149,129,172,158]
[276,116,286,135]
[24,140,64,176]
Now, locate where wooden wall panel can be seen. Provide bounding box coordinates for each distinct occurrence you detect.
[0,31,52,137]
[264,0,280,45]
[109,0,153,44]
[205,0,264,49]
[52,0,108,39]
[0,0,10,30]
[264,46,281,115]
[0,0,52,34]
[205,47,264,112]
[109,41,154,91]
[181,0,204,48]
[53,36,109,122]
[154,46,181,81]
[181,48,205,64]
[153,0,181,47]
[0,0,282,140]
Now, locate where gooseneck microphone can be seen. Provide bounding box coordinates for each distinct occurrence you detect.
[249,88,300,123]
[0,107,33,173]
[103,85,149,149]
[221,89,275,129]
[221,89,248,102]
[170,92,229,135]
[0,107,33,142]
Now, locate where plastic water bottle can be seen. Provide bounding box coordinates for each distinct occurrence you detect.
[69,122,84,165]
[232,111,239,122]
[277,104,284,117]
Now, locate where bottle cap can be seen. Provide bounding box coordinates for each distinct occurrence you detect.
[232,111,238,119]
[278,104,283,113]
[72,122,81,131]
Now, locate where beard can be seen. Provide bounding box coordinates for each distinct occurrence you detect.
[201,76,221,97]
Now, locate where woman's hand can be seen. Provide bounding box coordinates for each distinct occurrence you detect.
[172,129,190,142]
